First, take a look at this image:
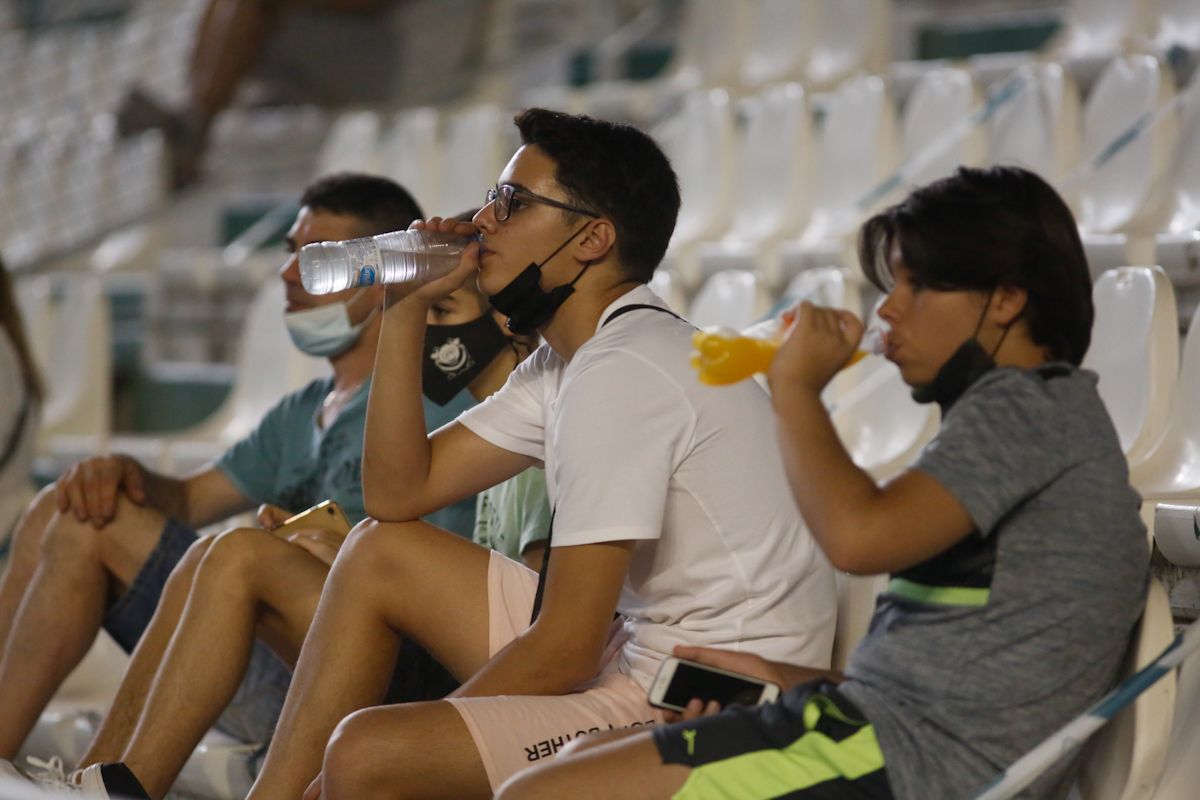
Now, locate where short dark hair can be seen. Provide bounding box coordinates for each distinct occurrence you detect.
[514,108,680,283]
[858,165,1093,365]
[301,172,424,236]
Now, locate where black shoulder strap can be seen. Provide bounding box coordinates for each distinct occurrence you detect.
[0,389,30,475]
[528,302,686,626]
[601,302,687,328]
[528,510,555,625]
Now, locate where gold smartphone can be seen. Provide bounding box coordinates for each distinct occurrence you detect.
[270,500,351,539]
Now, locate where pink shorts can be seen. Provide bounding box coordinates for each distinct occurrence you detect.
[446,551,665,790]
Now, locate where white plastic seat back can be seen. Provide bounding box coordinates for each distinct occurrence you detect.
[378,107,442,215]
[802,75,898,244]
[832,572,887,671]
[1057,0,1157,60]
[902,66,985,186]
[730,83,813,243]
[670,0,752,90]
[440,104,507,215]
[1154,0,1200,51]
[739,0,815,89]
[189,280,330,446]
[14,275,55,376]
[1151,634,1200,798]
[1159,78,1200,237]
[987,62,1081,190]
[1078,56,1176,235]
[314,110,383,177]
[1076,578,1175,800]
[39,275,111,441]
[776,267,861,318]
[830,357,938,482]
[658,89,736,253]
[1130,299,1200,497]
[1082,266,1178,466]
[648,269,688,317]
[688,270,771,331]
[804,0,891,89]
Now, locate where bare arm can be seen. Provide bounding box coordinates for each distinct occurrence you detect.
[361,218,533,519]
[767,303,975,575]
[452,541,634,698]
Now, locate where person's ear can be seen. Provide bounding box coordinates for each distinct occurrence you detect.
[574,218,616,263]
[990,284,1028,328]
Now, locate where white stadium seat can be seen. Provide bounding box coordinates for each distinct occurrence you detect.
[1083,266,1178,470]
[694,82,813,289]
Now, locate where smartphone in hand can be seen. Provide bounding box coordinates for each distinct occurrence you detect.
[269,500,351,540]
[648,657,781,712]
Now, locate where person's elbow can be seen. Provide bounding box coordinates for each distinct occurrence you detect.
[361,480,424,523]
[816,520,891,576]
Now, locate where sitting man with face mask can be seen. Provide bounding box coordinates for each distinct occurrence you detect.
[0,174,528,791]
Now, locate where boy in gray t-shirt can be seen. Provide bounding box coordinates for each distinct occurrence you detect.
[841,364,1147,798]
[496,166,1150,800]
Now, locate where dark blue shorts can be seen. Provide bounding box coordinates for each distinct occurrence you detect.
[100,519,291,747]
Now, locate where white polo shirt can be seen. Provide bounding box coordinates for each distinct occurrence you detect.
[458,285,835,690]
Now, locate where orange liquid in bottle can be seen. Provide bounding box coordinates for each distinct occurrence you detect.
[690,327,878,386]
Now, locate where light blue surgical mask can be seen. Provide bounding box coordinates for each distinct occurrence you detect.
[284,292,378,357]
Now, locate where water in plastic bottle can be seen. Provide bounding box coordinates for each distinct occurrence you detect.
[300,230,474,295]
[690,324,887,386]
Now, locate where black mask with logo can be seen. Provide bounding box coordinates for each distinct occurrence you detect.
[422,313,509,405]
[910,290,1012,411]
[488,222,593,336]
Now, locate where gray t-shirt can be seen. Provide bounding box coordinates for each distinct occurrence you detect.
[840,365,1148,800]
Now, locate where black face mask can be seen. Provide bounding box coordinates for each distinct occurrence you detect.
[910,338,997,410]
[910,290,1011,411]
[488,222,593,336]
[422,314,509,406]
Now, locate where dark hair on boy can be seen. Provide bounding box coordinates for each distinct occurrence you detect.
[302,173,424,237]
[514,108,681,283]
[858,165,1094,365]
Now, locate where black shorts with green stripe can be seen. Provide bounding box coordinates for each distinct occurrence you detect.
[652,680,893,800]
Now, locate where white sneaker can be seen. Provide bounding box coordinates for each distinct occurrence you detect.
[18,757,109,794]
[22,755,73,789]
[70,764,110,794]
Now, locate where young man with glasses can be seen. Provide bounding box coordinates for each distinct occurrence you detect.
[244,108,836,800]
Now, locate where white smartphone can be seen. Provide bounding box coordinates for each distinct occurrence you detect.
[648,657,781,712]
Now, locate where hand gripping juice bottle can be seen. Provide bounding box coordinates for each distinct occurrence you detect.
[690,324,887,386]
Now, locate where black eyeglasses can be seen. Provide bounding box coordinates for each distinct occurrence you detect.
[485,184,598,223]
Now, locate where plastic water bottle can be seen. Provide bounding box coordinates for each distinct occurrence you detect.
[690,324,888,386]
[299,230,475,295]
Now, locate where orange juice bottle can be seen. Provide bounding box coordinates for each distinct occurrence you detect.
[690,325,886,386]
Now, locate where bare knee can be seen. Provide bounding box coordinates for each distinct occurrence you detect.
[337,518,453,585]
[39,508,104,565]
[197,528,275,589]
[322,708,394,795]
[160,534,218,598]
[7,486,61,562]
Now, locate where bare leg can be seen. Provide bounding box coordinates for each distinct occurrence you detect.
[248,518,493,800]
[495,728,689,800]
[77,535,216,767]
[0,495,167,758]
[0,487,59,653]
[320,701,490,800]
[120,528,329,799]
